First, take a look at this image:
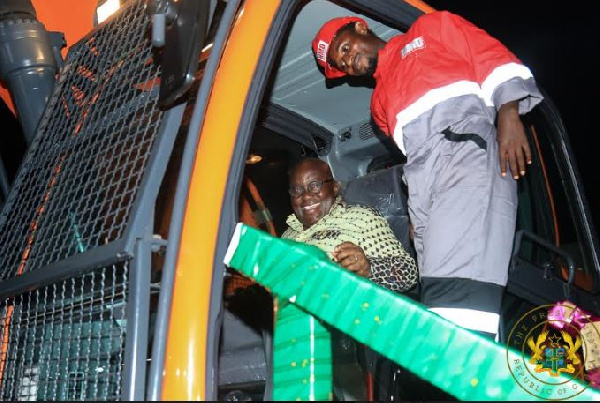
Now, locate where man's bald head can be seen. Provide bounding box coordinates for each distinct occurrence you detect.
[289,157,333,179]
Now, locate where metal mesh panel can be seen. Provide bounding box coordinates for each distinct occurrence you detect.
[0,0,162,279]
[0,262,129,401]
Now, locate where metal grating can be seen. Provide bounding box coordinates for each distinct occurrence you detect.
[0,262,129,401]
[358,121,375,141]
[0,0,163,279]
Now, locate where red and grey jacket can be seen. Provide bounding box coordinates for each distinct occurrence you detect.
[371,11,543,154]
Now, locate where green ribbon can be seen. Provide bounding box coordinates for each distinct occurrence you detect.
[273,300,333,401]
[224,223,600,401]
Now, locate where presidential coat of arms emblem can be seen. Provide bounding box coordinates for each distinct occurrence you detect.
[528,329,582,376]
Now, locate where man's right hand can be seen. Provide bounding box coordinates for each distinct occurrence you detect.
[333,241,371,277]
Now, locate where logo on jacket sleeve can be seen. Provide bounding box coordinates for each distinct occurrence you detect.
[401,36,425,59]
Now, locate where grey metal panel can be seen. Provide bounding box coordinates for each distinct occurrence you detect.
[324,119,396,181]
[123,103,186,252]
[0,0,164,279]
[0,152,9,202]
[260,103,333,154]
[218,310,266,386]
[121,234,152,400]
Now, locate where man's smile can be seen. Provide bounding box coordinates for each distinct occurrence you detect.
[352,53,360,71]
[302,202,320,211]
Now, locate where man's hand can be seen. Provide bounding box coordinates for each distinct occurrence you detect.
[497,101,532,179]
[333,241,371,277]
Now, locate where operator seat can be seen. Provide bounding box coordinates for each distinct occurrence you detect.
[340,163,415,261]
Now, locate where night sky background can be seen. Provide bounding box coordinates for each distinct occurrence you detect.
[424,0,599,235]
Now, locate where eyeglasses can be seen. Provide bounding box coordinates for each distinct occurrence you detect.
[288,178,334,198]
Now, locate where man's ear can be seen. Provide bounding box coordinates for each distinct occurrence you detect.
[333,180,340,197]
[354,21,369,35]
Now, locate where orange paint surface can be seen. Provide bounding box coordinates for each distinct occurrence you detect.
[405,0,436,13]
[31,0,97,55]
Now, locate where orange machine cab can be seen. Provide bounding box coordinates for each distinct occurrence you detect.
[0,0,597,401]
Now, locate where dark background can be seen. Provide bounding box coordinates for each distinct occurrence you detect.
[424,0,599,235]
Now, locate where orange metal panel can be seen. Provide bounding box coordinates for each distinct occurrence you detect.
[404,0,436,13]
[31,0,96,55]
[161,0,280,400]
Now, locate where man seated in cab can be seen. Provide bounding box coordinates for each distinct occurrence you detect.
[282,157,417,292]
[281,157,417,401]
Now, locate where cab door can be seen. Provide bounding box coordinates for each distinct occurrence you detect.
[500,94,600,340]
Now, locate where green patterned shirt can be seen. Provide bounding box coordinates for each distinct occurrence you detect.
[282,199,417,292]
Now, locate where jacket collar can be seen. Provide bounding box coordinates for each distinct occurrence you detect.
[373,36,404,81]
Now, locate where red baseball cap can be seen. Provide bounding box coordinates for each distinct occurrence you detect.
[312,16,367,79]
